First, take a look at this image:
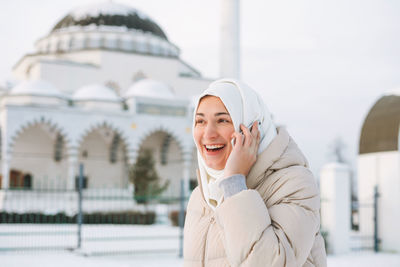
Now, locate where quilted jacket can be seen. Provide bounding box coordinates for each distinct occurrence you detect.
[184,127,327,267]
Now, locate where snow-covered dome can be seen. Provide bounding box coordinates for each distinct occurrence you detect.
[125,79,174,99]
[52,1,168,40]
[34,1,180,57]
[73,84,121,101]
[10,80,66,98]
[359,93,400,154]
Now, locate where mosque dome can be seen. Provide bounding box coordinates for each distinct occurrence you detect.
[73,84,121,101]
[125,79,174,99]
[359,92,400,154]
[10,80,66,98]
[35,1,180,57]
[51,1,168,40]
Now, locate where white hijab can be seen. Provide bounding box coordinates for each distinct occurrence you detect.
[193,79,277,209]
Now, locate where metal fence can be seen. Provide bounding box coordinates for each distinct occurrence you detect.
[350,186,380,252]
[0,165,188,256]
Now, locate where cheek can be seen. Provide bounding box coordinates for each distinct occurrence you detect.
[222,128,235,142]
[193,128,202,146]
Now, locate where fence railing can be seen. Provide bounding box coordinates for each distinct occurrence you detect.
[0,165,189,256]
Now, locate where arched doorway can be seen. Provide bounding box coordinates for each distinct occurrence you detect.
[137,130,183,197]
[10,123,68,189]
[78,125,128,188]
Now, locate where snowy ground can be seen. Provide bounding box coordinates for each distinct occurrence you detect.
[1,250,400,267]
[1,224,400,266]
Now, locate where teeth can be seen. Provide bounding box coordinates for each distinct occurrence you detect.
[205,144,224,149]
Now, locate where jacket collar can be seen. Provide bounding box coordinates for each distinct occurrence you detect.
[246,127,290,189]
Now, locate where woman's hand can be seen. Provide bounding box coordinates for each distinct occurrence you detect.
[223,121,261,178]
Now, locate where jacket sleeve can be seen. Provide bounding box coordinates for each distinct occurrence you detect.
[215,167,320,267]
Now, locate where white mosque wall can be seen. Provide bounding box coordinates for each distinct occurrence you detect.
[172,76,211,99]
[358,151,400,252]
[38,59,99,95]
[48,50,102,67]
[2,95,68,107]
[100,51,181,85]
[74,100,122,111]
[14,50,210,101]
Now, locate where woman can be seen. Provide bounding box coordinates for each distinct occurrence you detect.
[184,79,326,267]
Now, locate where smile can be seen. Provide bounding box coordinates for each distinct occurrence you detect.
[204,144,225,152]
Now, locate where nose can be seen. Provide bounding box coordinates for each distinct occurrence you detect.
[203,122,218,140]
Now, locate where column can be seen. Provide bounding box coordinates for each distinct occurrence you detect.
[320,162,351,254]
[1,125,10,189]
[182,150,192,198]
[1,153,10,189]
[67,147,79,190]
[126,148,138,192]
[126,149,138,166]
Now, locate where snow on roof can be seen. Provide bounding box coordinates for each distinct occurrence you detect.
[70,1,148,20]
[385,88,400,96]
[51,1,168,41]
[10,80,66,98]
[73,84,121,101]
[125,79,175,99]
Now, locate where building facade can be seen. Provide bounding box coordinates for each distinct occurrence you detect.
[0,2,211,202]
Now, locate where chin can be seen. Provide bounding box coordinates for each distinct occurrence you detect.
[205,160,225,170]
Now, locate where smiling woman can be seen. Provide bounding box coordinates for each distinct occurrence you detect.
[184,79,327,267]
[194,95,235,170]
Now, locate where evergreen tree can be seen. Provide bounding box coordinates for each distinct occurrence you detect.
[129,149,169,204]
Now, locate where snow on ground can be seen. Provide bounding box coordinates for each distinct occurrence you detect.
[1,224,400,266]
[328,252,400,267]
[0,224,181,255]
[1,250,400,267]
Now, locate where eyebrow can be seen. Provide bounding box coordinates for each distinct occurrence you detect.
[196,112,230,117]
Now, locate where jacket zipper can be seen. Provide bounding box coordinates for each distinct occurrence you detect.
[203,215,215,267]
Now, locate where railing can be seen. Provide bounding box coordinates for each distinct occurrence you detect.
[0,166,188,256]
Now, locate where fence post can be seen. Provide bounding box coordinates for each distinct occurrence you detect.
[373,185,380,252]
[178,179,185,258]
[320,162,351,254]
[77,163,83,249]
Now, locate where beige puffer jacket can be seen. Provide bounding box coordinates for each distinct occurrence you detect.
[184,127,326,267]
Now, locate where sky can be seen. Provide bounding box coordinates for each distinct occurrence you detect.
[1,0,400,177]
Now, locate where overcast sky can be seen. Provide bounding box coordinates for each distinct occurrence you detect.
[1,0,400,177]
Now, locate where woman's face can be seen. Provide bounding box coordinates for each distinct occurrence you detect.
[194,96,235,170]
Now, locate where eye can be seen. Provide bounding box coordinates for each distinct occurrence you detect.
[218,118,231,123]
[195,119,205,125]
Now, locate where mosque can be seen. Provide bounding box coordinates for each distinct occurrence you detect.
[0,1,215,200]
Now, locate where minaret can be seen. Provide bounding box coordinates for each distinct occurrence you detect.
[220,0,240,79]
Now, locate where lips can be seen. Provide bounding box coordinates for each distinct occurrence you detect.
[205,144,225,151]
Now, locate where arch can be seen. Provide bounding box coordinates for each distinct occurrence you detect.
[136,125,185,155]
[8,117,71,189]
[76,120,130,150]
[8,116,71,155]
[76,120,130,189]
[135,126,187,197]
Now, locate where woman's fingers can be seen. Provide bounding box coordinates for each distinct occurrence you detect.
[231,131,244,148]
[240,124,252,146]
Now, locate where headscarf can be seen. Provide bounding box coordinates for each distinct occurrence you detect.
[193,79,277,209]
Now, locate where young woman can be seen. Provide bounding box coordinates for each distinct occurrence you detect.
[184,79,326,267]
